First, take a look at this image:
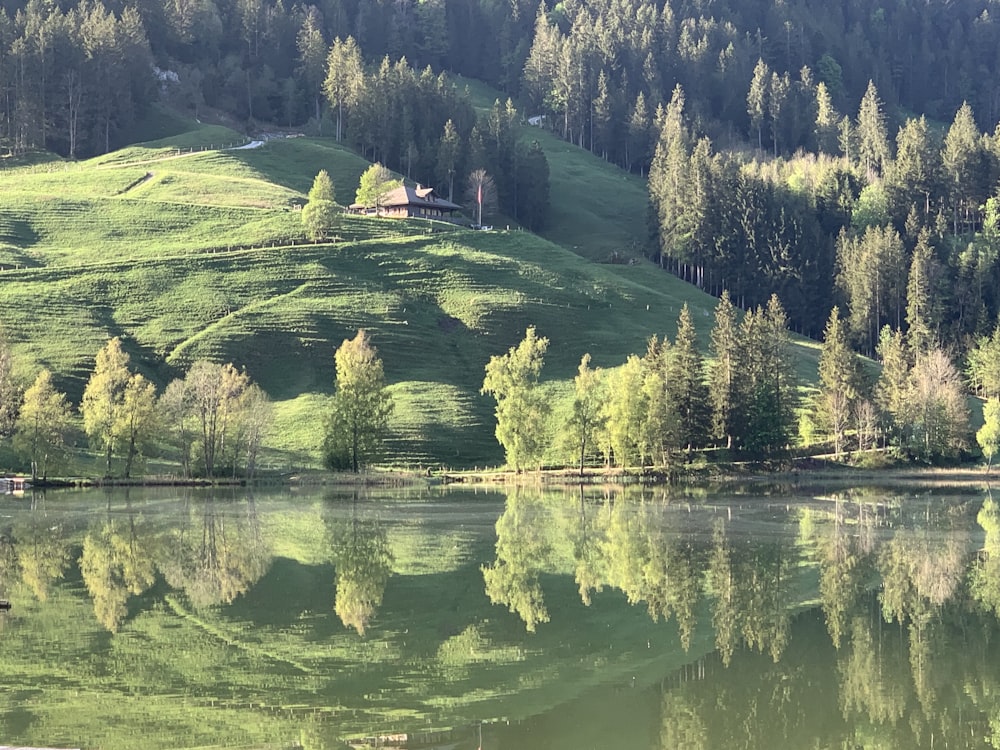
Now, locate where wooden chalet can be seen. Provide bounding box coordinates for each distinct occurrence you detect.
[349,185,461,221]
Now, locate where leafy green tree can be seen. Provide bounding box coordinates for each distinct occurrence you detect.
[81,336,131,476]
[325,329,394,473]
[80,513,156,632]
[0,326,20,437]
[158,378,197,478]
[481,326,550,472]
[328,500,393,636]
[640,336,678,467]
[13,369,72,482]
[184,361,251,478]
[482,489,552,632]
[353,162,401,211]
[977,399,1000,469]
[604,353,647,467]
[905,349,970,460]
[562,353,605,476]
[302,169,338,241]
[159,496,268,607]
[115,373,158,478]
[967,324,1000,399]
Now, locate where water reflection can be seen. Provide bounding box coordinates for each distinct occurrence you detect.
[326,492,393,635]
[159,493,270,608]
[0,484,999,749]
[80,495,156,631]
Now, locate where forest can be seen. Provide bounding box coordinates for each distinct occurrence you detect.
[4,0,1000,337]
[2,0,1000,470]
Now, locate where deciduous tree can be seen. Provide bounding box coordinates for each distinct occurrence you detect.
[81,337,132,476]
[14,369,72,482]
[325,329,393,472]
[481,326,549,472]
[978,398,1000,469]
[562,353,605,476]
[354,162,400,212]
[302,169,338,241]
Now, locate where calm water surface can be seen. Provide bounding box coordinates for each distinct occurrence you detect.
[0,483,998,749]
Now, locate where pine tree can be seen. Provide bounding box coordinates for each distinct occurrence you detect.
[323,35,363,142]
[747,58,769,151]
[816,307,864,456]
[905,229,941,355]
[814,81,840,154]
[669,304,710,453]
[436,118,460,202]
[709,291,742,449]
[856,80,890,179]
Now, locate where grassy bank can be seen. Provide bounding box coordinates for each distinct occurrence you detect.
[0,117,823,472]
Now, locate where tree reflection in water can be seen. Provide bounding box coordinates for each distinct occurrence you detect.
[80,491,156,631]
[326,491,392,636]
[159,492,270,608]
[12,495,71,602]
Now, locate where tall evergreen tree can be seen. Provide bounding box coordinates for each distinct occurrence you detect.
[669,304,710,453]
[816,307,864,456]
[905,229,942,355]
[747,58,769,151]
[709,290,742,449]
[856,80,890,180]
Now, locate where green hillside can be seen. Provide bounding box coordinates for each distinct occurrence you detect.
[0,121,821,471]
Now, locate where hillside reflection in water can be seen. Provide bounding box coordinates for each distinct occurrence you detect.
[0,484,997,749]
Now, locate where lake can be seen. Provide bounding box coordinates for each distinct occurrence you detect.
[0,481,997,749]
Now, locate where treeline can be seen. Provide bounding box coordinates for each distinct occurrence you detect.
[1,335,272,481]
[647,81,1000,350]
[0,0,154,157]
[483,293,991,472]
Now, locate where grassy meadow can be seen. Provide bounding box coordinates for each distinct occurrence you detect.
[0,114,822,473]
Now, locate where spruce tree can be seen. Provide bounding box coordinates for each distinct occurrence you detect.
[817,307,864,455]
[709,291,742,449]
[856,80,890,179]
[669,304,710,453]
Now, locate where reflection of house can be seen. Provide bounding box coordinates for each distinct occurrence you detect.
[349,185,461,220]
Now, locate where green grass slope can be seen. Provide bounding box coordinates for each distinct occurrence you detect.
[0,118,820,471]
